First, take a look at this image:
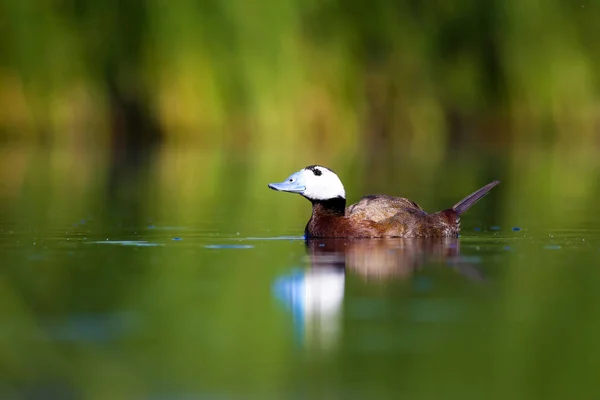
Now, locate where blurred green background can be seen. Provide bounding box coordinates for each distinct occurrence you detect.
[1,0,600,225]
[2,1,600,399]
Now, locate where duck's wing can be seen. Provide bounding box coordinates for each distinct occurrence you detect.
[346,194,426,222]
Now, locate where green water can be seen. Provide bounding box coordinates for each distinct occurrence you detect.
[1,145,600,399]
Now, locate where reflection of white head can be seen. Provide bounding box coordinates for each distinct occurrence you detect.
[272,266,345,351]
[299,165,346,201]
[304,267,345,350]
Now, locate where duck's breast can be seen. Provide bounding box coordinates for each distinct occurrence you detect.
[306,214,381,238]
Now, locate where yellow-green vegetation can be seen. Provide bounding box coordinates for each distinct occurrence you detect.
[1,0,600,226]
[1,0,599,149]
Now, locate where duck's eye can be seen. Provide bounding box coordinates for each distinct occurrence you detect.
[289,178,295,183]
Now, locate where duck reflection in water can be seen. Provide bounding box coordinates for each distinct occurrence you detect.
[306,237,484,281]
[273,237,484,351]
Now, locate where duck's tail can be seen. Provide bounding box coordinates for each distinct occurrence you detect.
[452,180,500,216]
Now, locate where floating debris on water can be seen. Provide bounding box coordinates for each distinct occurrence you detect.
[204,244,254,249]
[172,237,182,241]
[490,226,501,231]
[473,227,481,232]
[512,227,521,231]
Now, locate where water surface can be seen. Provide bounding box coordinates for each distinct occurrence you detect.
[1,145,600,399]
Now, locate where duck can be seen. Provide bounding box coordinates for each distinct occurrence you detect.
[268,165,499,238]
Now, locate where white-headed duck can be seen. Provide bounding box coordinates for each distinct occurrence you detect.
[268,165,499,238]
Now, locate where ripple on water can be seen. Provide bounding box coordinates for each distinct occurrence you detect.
[204,244,254,249]
[244,236,305,241]
[544,245,562,250]
[87,241,164,247]
[40,312,139,343]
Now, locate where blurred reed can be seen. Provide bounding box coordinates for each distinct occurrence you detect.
[1,0,599,154]
[1,0,600,233]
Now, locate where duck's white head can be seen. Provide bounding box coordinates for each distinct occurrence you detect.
[268,165,346,201]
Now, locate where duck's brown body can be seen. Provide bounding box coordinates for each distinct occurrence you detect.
[305,182,499,239]
[268,165,499,239]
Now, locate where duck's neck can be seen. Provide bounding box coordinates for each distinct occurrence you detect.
[311,196,346,217]
[305,196,347,238]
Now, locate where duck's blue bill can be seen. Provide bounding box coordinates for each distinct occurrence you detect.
[268,172,306,193]
[268,181,306,193]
